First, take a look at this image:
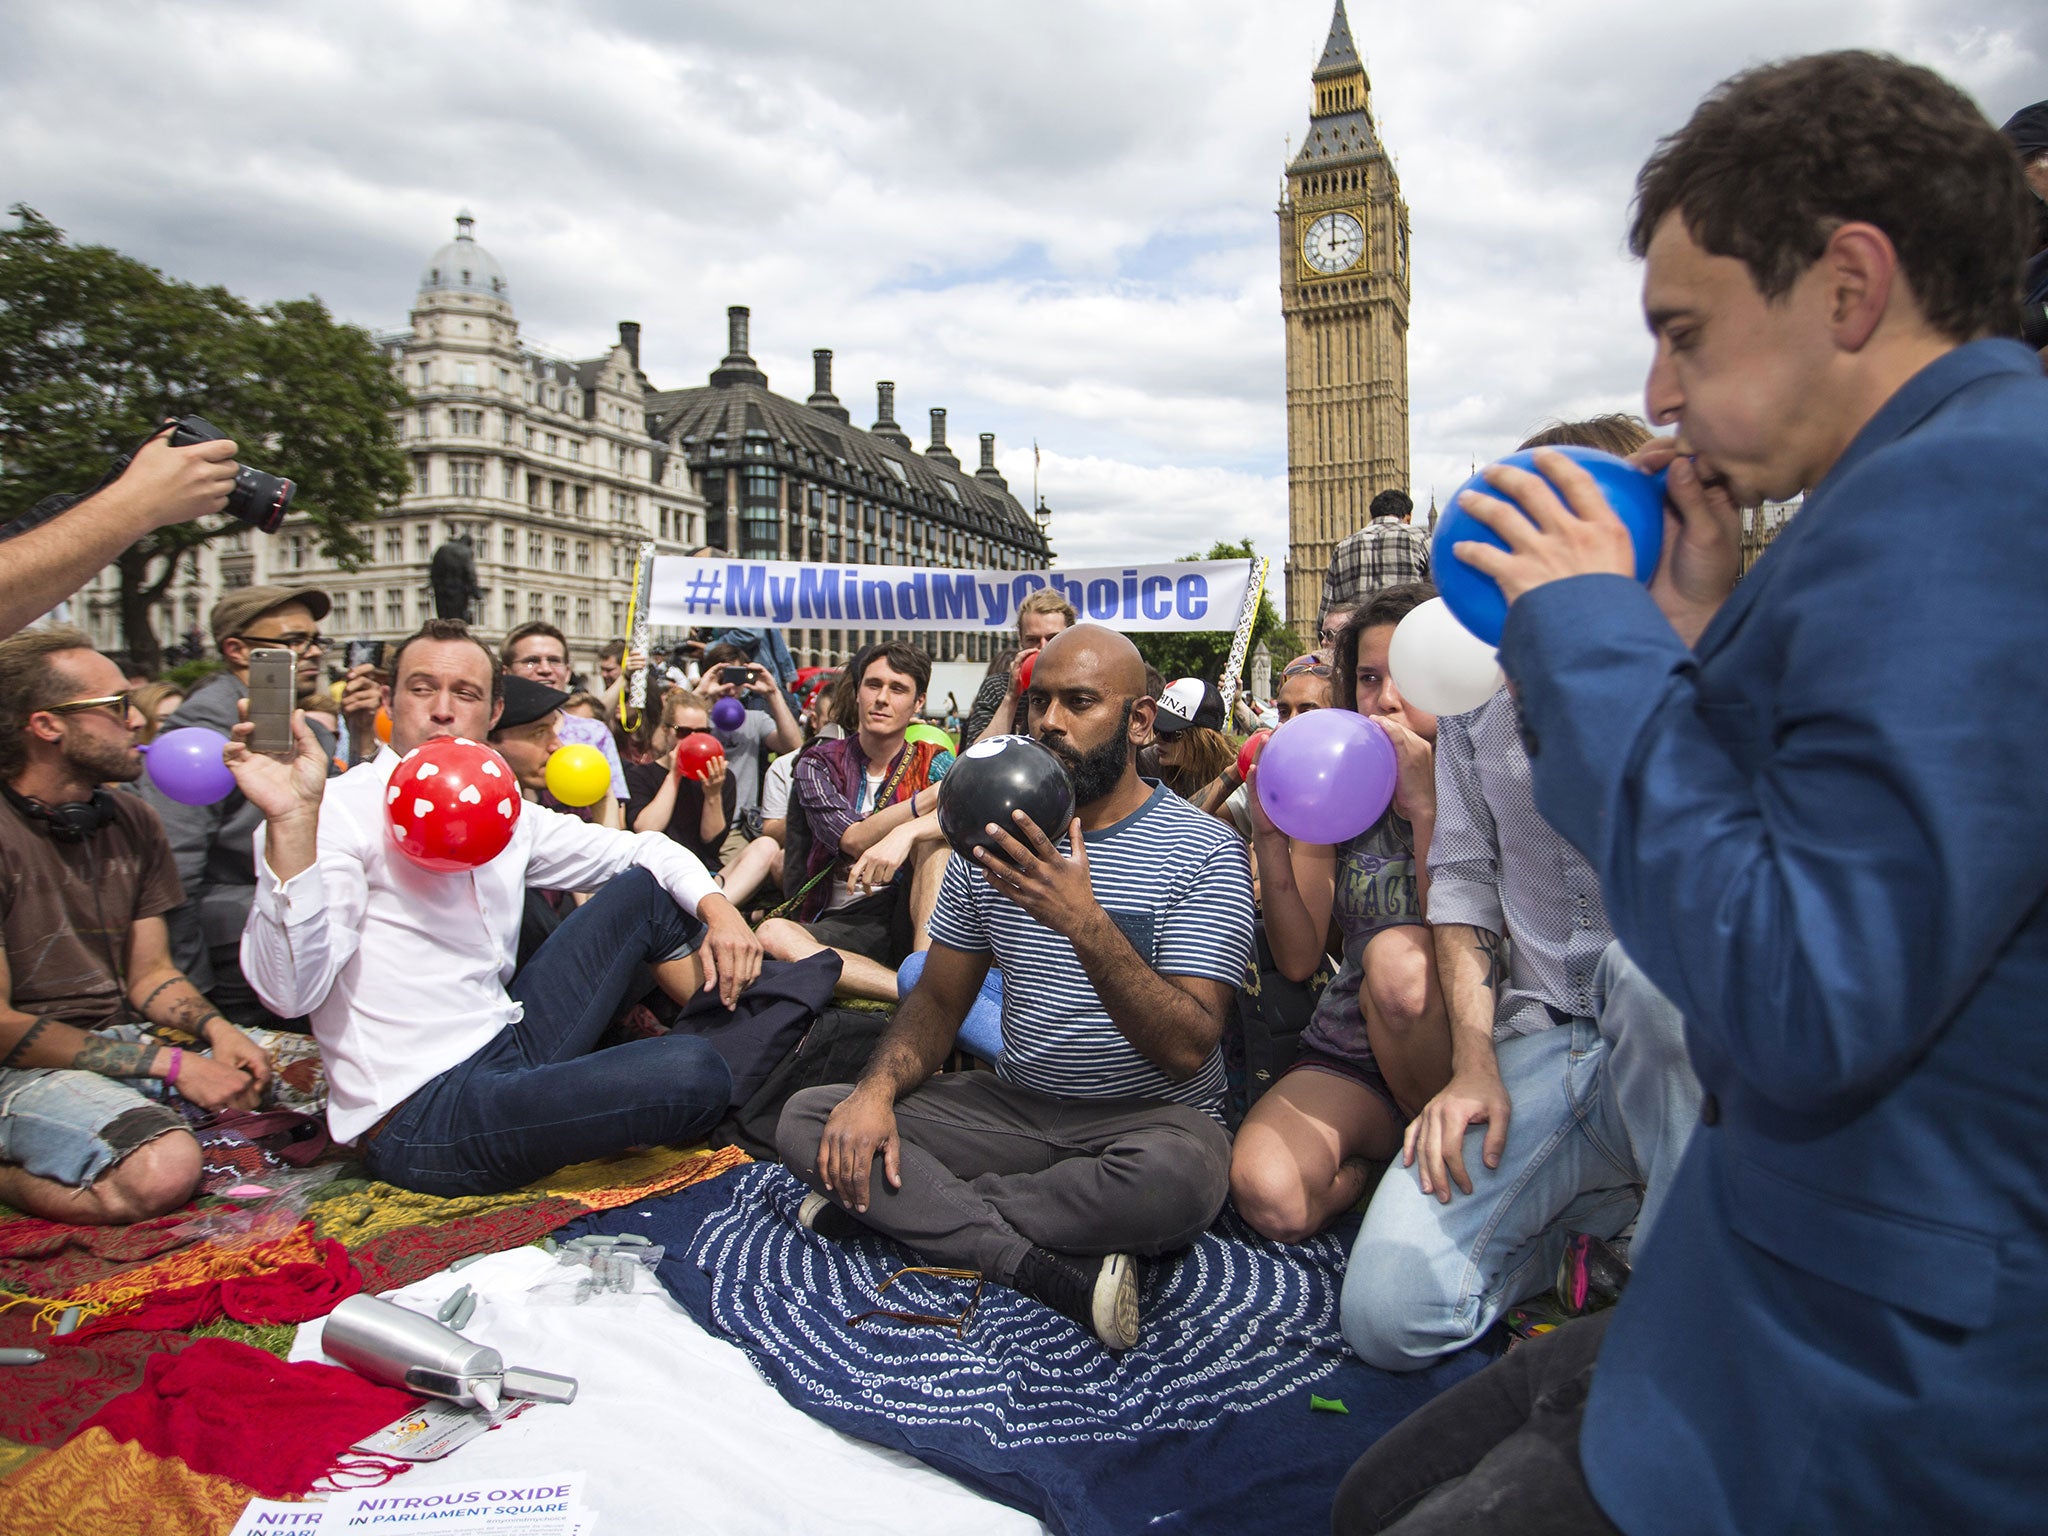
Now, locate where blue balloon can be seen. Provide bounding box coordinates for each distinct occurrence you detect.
[710,695,748,732]
[1431,445,1668,646]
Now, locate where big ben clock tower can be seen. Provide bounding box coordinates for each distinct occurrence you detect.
[1280,0,1411,648]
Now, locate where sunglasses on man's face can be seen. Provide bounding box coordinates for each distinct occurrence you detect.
[47,691,134,720]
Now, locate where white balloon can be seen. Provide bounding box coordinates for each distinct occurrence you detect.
[1388,597,1505,716]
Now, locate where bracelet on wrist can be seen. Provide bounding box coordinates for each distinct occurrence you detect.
[163,1047,184,1087]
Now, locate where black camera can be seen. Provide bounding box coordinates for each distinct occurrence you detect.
[168,416,295,533]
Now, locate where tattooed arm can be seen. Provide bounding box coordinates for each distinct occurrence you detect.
[0,936,264,1112]
[1397,923,1513,1203]
[0,945,161,1077]
[123,918,269,1107]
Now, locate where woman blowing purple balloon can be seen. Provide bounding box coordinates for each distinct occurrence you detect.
[1228,582,1452,1245]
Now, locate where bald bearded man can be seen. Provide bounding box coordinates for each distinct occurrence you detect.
[777,626,1255,1351]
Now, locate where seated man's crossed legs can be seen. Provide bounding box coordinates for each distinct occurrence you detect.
[1232,924,1452,1245]
[1340,942,1696,1371]
[0,1062,200,1224]
[362,867,733,1197]
[758,838,950,1003]
[777,1072,1231,1351]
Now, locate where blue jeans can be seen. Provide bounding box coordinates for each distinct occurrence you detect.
[1342,942,1699,1370]
[362,868,733,1197]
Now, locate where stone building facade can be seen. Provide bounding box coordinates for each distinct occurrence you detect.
[77,212,1048,676]
[1279,0,1413,649]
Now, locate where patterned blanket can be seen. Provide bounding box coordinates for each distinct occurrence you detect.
[0,1145,750,1465]
[571,1162,1493,1536]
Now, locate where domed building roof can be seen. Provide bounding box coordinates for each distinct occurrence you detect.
[419,210,509,301]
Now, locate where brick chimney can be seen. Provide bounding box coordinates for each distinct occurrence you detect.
[807,348,849,422]
[872,381,910,448]
[925,407,959,467]
[708,305,766,388]
[975,431,1008,489]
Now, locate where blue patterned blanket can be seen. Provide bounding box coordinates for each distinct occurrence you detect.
[572,1164,1491,1536]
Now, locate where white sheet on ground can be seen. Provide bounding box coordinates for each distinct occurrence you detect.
[292,1246,1049,1536]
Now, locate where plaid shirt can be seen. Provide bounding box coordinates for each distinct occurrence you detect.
[1320,516,1431,616]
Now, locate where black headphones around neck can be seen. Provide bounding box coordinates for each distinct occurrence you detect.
[1,781,118,843]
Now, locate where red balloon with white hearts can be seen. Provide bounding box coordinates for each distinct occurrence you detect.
[384,736,522,872]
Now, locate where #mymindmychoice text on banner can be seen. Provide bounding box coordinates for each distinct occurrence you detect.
[646,556,1255,634]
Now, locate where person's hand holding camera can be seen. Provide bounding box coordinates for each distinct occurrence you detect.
[121,425,241,530]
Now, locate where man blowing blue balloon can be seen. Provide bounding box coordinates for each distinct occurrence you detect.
[1330,52,2048,1536]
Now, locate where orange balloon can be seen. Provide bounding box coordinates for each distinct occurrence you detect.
[374,708,393,744]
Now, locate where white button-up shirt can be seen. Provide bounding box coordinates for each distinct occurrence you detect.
[242,747,719,1142]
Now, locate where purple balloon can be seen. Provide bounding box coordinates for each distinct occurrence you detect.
[1254,708,1397,843]
[144,726,235,806]
[711,695,747,732]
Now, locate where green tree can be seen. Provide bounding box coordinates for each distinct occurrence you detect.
[0,206,411,671]
[1130,538,1289,695]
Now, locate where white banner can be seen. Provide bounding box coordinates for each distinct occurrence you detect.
[647,555,1256,634]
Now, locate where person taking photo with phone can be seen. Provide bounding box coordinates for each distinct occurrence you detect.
[145,586,344,1034]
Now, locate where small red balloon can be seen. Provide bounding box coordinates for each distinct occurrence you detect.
[675,734,727,781]
[385,737,521,872]
[1018,650,1037,691]
[1237,728,1273,782]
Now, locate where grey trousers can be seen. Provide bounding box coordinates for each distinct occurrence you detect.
[776,1072,1233,1285]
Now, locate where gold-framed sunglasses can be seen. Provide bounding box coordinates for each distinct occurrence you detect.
[844,1266,984,1338]
[46,691,133,719]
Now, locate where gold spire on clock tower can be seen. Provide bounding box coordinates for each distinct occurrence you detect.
[1280,0,1412,649]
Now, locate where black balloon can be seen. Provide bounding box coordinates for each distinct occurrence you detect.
[937,734,1076,861]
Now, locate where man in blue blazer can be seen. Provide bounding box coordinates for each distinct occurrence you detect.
[1330,52,2048,1536]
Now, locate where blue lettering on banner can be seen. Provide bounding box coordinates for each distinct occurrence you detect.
[894,573,931,620]
[727,563,764,618]
[650,556,1252,633]
[931,573,977,622]
[798,566,843,620]
[1141,574,1172,620]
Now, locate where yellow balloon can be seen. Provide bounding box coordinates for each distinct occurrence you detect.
[544,744,610,807]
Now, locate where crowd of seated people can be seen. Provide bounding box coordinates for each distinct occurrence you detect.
[4,53,2030,1532]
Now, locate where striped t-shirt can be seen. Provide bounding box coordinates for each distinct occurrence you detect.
[927,781,1255,1121]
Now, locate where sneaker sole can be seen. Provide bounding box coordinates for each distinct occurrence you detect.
[1093,1254,1139,1352]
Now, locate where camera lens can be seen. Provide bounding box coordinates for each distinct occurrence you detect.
[230,469,295,534]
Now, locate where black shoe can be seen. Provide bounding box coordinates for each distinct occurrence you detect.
[1554,1232,1631,1315]
[1010,1246,1139,1352]
[797,1191,867,1241]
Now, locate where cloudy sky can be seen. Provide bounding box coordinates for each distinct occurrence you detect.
[4,0,2041,611]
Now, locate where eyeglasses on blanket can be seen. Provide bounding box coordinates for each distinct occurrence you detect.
[845,1266,984,1338]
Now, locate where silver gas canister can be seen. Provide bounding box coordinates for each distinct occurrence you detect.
[322,1294,576,1412]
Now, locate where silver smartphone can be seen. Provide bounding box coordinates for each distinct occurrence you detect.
[246,648,297,758]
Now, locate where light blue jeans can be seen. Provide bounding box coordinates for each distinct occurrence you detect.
[1341,942,1700,1371]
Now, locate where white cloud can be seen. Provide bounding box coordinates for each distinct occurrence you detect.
[3,0,2040,617]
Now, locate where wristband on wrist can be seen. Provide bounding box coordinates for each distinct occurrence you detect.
[164,1047,184,1087]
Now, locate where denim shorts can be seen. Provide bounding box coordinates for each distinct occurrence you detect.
[0,1032,187,1188]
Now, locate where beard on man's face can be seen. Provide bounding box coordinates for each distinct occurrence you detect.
[64,726,142,785]
[1037,699,1133,809]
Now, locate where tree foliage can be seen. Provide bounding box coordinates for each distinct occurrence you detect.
[1130,538,1290,692]
[0,206,411,669]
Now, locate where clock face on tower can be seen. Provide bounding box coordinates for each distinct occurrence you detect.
[1301,210,1365,276]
